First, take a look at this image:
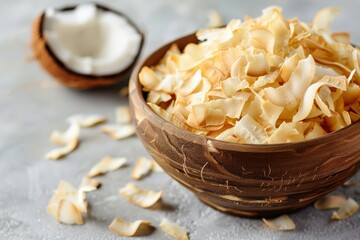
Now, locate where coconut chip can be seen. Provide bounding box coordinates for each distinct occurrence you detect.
[314,195,347,210]
[131,157,153,180]
[115,106,132,124]
[57,199,84,225]
[79,177,101,192]
[119,183,162,208]
[332,198,359,220]
[66,114,106,127]
[46,180,87,224]
[109,217,154,237]
[101,124,136,140]
[159,218,189,240]
[50,121,80,145]
[207,10,224,28]
[87,156,127,177]
[262,214,296,231]
[139,6,360,144]
[45,140,78,160]
[45,122,80,160]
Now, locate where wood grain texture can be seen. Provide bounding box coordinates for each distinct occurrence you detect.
[129,33,360,217]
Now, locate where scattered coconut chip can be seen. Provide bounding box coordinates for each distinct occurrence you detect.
[57,199,83,225]
[87,156,127,177]
[101,124,136,140]
[66,114,106,127]
[45,139,78,160]
[47,180,88,224]
[343,180,355,188]
[131,157,153,180]
[115,106,132,124]
[46,122,80,160]
[79,177,101,192]
[331,198,359,220]
[314,195,347,210]
[50,122,80,145]
[119,183,162,208]
[262,214,296,231]
[159,218,189,240]
[207,10,224,28]
[109,217,153,237]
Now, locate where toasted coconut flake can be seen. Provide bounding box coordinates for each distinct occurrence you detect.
[268,122,303,143]
[47,180,88,223]
[57,199,83,225]
[109,217,153,237]
[159,218,189,240]
[80,177,101,192]
[139,7,360,144]
[50,122,80,145]
[234,115,267,144]
[265,55,316,107]
[332,198,359,220]
[313,7,340,32]
[115,106,132,124]
[87,156,127,177]
[131,157,153,180]
[66,114,106,127]
[101,124,136,140]
[314,195,347,210]
[119,183,162,208]
[249,27,275,53]
[45,139,78,160]
[262,214,296,231]
[207,10,224,28]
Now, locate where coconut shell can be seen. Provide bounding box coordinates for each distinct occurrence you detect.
[32,4,144,90]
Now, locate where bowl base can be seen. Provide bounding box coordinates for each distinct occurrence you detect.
[197,194,312,218]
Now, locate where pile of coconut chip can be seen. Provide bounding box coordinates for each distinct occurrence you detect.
[139,6,360,144]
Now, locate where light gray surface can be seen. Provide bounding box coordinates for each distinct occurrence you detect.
[0,0,359,239]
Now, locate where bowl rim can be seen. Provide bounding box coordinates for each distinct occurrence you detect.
[130,32,360,152]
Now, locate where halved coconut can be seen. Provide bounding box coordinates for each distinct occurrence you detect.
[32,3,144,89]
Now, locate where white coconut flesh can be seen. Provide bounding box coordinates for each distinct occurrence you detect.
[43,4,142,76]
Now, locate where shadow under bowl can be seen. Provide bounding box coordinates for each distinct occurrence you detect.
[129,33,360,218]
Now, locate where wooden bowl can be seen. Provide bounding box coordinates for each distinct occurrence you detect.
[129,33,360,218]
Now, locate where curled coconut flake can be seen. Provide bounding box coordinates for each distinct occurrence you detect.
[109,217,153,237]
[207,9,224,28]
[45,139,78,160]
[87,156,127,177]
[66,114,106,127]
[159,218,189,240]
[50,122,80,145]
[101,124,136,140]
[332,198,359,220]
[57,199,83,225]
[119,183,162,208]
[115,106,132,124]
[47,180,87,224]
[234,115,268,144]
[314,195,347,210]
[79,177,101,192]
[313,7,341,33]
[131,157,153,180]
[262,214,296,231]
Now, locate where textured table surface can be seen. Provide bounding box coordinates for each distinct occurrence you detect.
[1,0,359,239]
